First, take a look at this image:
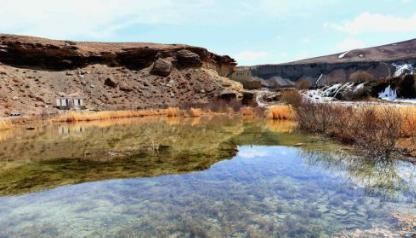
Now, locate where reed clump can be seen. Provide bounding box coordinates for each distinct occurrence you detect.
[240,107,256,117]
[189,108,203,117]
[295,103,416,158]
[0,119,12,131]
[265,105,296,120]
[52,108,183,123]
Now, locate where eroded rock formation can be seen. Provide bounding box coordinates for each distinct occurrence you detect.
[234,38,416,90]
[0,34,242,116]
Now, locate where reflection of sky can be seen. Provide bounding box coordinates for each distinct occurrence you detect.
[237,145,293,159]
[236,146,278,159]
[0,146,415,237]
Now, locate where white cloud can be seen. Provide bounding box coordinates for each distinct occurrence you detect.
[0,0,213,39]
[336,38,366,51]
[328,12,416,34]
[0,0,339,40]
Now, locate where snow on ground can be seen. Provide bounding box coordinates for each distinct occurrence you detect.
[303,90,335,103]
[378,85,397,101]
[393,99,416,104]
[338,51,351,59]
[303,83,416,105]
[378,85,416,104]
[393,63,414,77]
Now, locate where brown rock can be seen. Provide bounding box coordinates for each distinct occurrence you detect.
[176,49,202,67]
[119,82,133,92]
[104,77,118,88]
[150,58,172,77]
[218,89,237,101]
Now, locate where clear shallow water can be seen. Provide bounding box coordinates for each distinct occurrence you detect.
[0,118,415,237]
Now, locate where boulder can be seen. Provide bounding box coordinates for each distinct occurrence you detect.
[104,77,118,88]
[150,58,172,77]
[119,82,133,92]
[218,89,237,101]
[176,49,202,67]
[242,91,256,106]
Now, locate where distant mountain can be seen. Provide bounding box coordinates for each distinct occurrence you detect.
[236,39,416,87]
[288,39,416,65]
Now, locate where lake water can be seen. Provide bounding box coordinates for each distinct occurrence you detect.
[0,117,415,237]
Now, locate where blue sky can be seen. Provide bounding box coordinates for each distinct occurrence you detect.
[1,0,416,65]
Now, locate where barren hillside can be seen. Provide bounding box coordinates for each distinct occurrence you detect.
[241,39,416,86]
[289,39,416,64]
[0,34,242,116]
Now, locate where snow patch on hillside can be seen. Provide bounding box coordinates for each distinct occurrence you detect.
[338,51,351,59]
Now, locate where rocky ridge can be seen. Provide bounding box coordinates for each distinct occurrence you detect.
[237,39,416,87]
[0,34,242,116]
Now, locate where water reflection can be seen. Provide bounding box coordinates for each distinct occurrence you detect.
[302,150,416,201]
[0,118,304,196]
[0,145,414,237]
[0,118,415,237]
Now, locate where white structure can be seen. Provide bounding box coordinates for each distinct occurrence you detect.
[56,95,85,110]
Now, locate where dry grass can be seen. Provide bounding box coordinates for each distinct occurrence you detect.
[189,108,203,118]
[265,120,297,133]
[295,103,416,158]
[165,107,181,117]
[0,120,13,143]
[265,105,296,120]
[280,90,303,108]
[50,107,237,123]
[52,108,183,123]
[0,119,12,131]
[395,106,416,137]
[240,107,256,117]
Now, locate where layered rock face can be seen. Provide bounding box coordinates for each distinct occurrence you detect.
[237,39,416,88]
[0,34,242,116]
[0,34,236,74]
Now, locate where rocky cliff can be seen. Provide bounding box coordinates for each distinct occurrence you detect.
[0,34,241,116]
[239,39,416,86]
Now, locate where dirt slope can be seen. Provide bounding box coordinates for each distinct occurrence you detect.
[0,34,241,116]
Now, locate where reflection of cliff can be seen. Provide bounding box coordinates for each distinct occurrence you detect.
[0,118,308,196]
[301,150,416,200]
[0,118,239,161]
[0,118,241,195]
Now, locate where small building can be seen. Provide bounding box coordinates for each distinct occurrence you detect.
[56,95,85,110]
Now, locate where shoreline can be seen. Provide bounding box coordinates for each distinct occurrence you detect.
[1,103,415,160]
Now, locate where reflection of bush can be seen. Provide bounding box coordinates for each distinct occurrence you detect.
[296,102,416,158]
[300,149,416,200]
